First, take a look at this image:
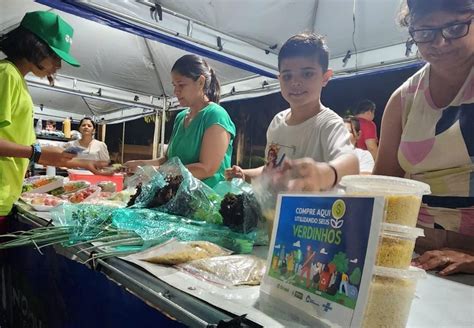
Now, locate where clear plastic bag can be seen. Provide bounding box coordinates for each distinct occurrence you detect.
[51,204,117,243]
[111,208,255,253]
[252,167,292,238]
[177,255,266,287]
[214,179,267,244]
[128,157,223,224]
[134,239,232,265]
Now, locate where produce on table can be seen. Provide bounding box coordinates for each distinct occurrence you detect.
[219,193,260,233]
[68,186,100,203]
[177,255,266,286]
[22,176,62,193]
[97,181,117,193]
[136,240,232,265]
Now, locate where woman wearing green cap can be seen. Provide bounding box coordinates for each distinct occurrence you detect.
[0,11,107,227]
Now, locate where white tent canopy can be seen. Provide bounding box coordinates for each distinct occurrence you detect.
[1,0,418,123]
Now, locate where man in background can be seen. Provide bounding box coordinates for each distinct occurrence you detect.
[354,99,378,160]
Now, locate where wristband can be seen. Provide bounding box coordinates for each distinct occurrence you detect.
[328,163,338,188]
[30,143,42,163]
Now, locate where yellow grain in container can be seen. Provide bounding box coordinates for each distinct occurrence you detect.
[362,266,426,328]
[340,175,430,227]
[376,224,424,269]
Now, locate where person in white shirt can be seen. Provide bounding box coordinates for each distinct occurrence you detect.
[343,116,374,174]
[226,33,358,191]
[65,117,110,162]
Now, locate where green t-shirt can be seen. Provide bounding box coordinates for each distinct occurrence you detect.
[0,60,36,216]
[167,102,236,187]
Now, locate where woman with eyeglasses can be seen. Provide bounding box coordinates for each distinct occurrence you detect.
[374,0,474,275]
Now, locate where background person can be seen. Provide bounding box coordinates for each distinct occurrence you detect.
[125,54,235,187]
[353,99,378,160]
[374,0,474,275]
[343,116,374,174]
[65,117,110,162]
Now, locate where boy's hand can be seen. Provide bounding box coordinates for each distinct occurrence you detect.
[38,146,76,166]
[68,159,112,175]
[285,158,327,192]
[225,165,245,180]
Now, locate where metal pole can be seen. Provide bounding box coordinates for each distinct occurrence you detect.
[121,122,126,164]
[160,98,167,157]
[152,111,160,159]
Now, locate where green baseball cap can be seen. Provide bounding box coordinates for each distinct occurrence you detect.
[20,11,80,67]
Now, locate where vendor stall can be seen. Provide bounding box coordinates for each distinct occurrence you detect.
[1,202,473,328]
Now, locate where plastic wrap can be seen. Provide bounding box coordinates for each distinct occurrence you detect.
[128,158,223,224]
[111,208,255,253]
[134,239,232,265]
[51,204,117,243]
[251,167,291,238]
[177,255,266,287]
[214,179,267,244]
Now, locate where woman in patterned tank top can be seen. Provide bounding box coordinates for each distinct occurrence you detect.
[374,0,474,275]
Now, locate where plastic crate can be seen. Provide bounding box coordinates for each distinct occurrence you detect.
[67,169,124,191]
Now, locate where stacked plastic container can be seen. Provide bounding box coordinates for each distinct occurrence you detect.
[340,175,431,328]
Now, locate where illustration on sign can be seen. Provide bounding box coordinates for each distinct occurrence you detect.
[268,196,374,310]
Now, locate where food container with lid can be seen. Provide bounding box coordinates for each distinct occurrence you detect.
[340,175,431,227]
[362,266,426,328]
[376,223,424,269]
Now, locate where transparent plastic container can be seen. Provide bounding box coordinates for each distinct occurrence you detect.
[362,266,426,328]
[376,223,424,269]
[340,175,431,227]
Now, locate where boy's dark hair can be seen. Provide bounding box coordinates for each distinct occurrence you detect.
[278,33,329,72]
[46,120,56,127]
[354,100,376,115]
[399,0,473,27]
[0,26,56,68]
[172,54,221,103]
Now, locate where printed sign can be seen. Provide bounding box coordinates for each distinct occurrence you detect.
[260,194,384,327]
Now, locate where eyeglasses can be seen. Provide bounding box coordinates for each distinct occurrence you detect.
[409,18,473,43]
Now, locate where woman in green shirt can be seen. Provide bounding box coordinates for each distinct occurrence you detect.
[125,54,236,187]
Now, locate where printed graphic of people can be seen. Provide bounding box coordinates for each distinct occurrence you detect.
[300,245,316,288]
[287,252,295,275]
[266,144,279,169]
[339,272,349,296]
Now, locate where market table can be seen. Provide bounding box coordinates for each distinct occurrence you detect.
[1,205,473,327]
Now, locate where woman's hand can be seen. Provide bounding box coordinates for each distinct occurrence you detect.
[225,165,245,180]
[123,160,144,174]
[412,248,474,275]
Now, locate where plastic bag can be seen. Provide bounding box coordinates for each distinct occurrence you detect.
[51,203,117,243]
[134,239,232,265]
[111,208,255,253]
[214,179,267,244]
[251,166,292,238]
[128,157,223,224]
[124,165,159,189]
[157,158,223,224]
[177,255,266,287]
